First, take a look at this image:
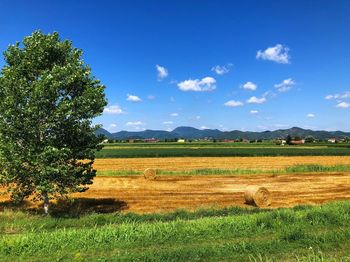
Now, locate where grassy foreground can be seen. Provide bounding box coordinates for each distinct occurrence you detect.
[1,201,350,261]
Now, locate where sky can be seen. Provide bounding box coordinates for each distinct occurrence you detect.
[1,0,350,132]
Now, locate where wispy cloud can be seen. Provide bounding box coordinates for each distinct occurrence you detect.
[256,44,290,64]
[170,113,179,117]
[274,78,295,92]
[250,110,259,114]
[127,94,142,103]
[103,105,125,115]
[178,77,216,92]
[224,100,244,107]
[325,91,350,100]
[242,81,257,91]
[306,113,315,118]
[211,63,232,75]
[156,64,168,81]
[125,121,145,130]
[246,96,266,104]
[147,95,156,100]
[163,121,173,125]
[336,101,350,108]
[108,123,118,132]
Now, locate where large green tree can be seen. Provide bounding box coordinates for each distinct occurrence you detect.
[0,31,107,213]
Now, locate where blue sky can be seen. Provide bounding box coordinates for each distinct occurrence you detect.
[1,0,350,132]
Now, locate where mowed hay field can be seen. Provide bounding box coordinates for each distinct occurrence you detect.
[94,156,350,171]
[79,172,350,213]
[76,156,350,213]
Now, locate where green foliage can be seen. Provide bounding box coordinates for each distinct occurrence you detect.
[305,136,316,143]
[0,31,107,203]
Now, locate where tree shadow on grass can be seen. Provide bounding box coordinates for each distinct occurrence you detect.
[49,198,128,217]
[0,200,32,212]
[0,198,128,218]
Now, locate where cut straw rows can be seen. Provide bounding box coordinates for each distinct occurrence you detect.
[93,156,350,171]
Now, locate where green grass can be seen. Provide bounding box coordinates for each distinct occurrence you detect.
[285,164,350,173]
[96,146,350,158]
[1,201,350,261]
[97,164,350,177]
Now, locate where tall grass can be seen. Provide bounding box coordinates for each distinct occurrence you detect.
[1,201,350,261]
[285,164,350,173]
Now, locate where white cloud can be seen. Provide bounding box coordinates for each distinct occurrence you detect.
[156,64,168,80]
[250,110,259,114]
[307,113,315,118]
[200,126,209,130]
[103,105,124,115]
[211,63,232,75]
[224,100,244,107]
[274,78,295,92]
[336,102,350,108]
[242,81,257,91]
[325,91,350,100]
[170,113,179,117]
[163,121,173,125]
[126,94,142,103]
[246,96,266,104]
[108,123,118,132]
[178,77,216,92]
[256,44,290,64]
[126,121,144,126]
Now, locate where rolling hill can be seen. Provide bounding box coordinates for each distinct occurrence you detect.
[96,126,350,140]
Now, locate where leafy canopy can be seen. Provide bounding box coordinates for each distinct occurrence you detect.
[0,31,107,202]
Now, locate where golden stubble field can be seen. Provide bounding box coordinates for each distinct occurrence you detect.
[82,172,350,213]
[1,156,350,213]
[86,156,350,213]
[93,156,350,171]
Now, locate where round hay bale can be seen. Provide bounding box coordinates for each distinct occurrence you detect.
[144,168,157,180]
[244,186,271,208]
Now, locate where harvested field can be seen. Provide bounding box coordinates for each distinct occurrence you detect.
[94,156,350,171]
[71,172,350,213]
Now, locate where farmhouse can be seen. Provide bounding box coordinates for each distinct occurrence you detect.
[328,138,336,143]
[290,139,305,145]
[144,138,159,143]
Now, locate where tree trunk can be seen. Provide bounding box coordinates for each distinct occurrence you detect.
[43,193,49,214]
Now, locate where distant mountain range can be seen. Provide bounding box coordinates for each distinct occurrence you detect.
[96,126,350,140]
